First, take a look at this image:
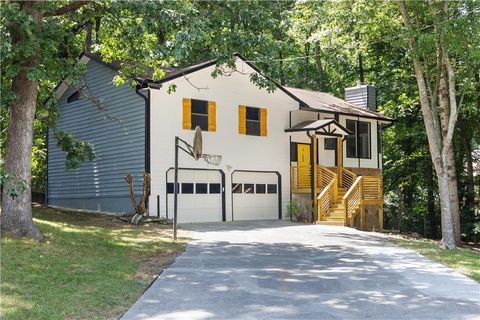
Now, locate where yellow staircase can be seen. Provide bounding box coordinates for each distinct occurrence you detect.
[317,188,348,226]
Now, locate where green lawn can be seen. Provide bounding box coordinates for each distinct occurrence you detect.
[1,205,188,320]
[390,238,480,282]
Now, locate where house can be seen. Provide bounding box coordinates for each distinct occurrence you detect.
[47,52,393,229]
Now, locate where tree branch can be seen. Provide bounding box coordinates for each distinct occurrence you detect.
[45,1,91,17]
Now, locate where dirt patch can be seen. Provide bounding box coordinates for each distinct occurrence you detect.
[32,203,172,230]
[133,248,186,282]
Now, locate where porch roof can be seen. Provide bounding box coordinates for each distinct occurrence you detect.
[284,87,393,122]
[285,119,352,137]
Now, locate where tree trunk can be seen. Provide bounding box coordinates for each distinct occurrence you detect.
[398,0,457,249]
[426,161,436,238]
[439,70,462,246]
[446,143,461,245]
[314,43,325,91]
[85,20,93,52]
[1,1,43,240]
[459,124,474,210]
[437,166,456,248]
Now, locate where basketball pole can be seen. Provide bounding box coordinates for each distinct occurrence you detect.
[173,136,179,241]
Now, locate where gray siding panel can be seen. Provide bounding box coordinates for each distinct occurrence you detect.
[47,60,145,214]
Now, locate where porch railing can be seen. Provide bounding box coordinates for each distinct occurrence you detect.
[341,168,357,189]
[343,176,383,228]
[290,165,335,191]
[317,173,338,221]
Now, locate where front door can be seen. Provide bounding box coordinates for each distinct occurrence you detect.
[297,144,311,188]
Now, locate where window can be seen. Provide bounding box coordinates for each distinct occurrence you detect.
[244,183,254,194]
[209,183,221,194]
[358,121,371,159]
[346,120,357,158]
[232,183,242,193]
[67,89,84,103]
[267,184,277,194]
[196,183,208,194]
[346,119,371,159]
[246,107,260,136]
[377,125,382,154]
[191,99,209,131]
[167,182,180,194]
[255,184,266,194]
[181,183,194,194]
[239,105,267,136]
[324,138,336,150]
[290,142,298,161]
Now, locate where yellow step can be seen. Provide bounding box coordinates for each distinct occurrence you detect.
[316,220,345,226]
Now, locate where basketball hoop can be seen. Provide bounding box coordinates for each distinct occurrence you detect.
[202,154,222,166]
[192,126,203,160]
[172,127,222,241]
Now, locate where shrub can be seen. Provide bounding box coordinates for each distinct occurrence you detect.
[287,199,312,223]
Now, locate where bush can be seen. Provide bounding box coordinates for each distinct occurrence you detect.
[287,199,312,223]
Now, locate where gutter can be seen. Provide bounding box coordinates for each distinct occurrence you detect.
[135,81,162,210]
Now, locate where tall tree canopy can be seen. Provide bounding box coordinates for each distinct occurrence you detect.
[1,0,478,246]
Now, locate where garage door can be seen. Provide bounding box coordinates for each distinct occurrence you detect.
[232,171,280,221]
[166,169,224,223]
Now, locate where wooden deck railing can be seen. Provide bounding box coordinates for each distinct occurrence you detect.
[317,172,338,221]
[343,176,383,228]
[290,165,336,191]
[291,165,383,228]
[341,168,357,189]
[343,176,363,227]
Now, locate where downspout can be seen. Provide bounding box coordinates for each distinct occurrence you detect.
[306,131,315,222]
[135,83,151,174]
[135,81,157,209]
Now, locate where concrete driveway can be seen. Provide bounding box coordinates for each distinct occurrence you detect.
[122,221,480,320]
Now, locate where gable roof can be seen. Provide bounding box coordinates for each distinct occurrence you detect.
[284,87,393,122]
[285,119,352,136]
[57,52,393,122]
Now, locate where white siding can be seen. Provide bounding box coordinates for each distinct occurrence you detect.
[149,59,299,221]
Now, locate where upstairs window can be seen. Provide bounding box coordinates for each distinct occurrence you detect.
[246,107,260,136]
[239,105,267,136]
[191,99,208,131]
[346,119,371,159]
[183,98,216,131]
[67,88,84,103]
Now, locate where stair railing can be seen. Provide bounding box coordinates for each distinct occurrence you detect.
[341,167,357,190]
[342,176,363,226]
[316,172,337,221]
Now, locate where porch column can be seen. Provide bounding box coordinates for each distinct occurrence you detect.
[310,133,318,221]
[337,137,343,187]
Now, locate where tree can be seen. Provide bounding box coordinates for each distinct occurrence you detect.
[398,0,480,248]
[1,1,94,239]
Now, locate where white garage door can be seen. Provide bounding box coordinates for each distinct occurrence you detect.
[232,171,279,221]
[166,169,223,223]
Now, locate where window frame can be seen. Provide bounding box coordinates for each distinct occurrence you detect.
[67,88,84,103]
[209,183,221,194]
[245,106,261,136]
[267,184,277,194]
[181,183,194,194]
[324,138,336,150]
[346,119,372,159]
[195,183,208,194]
[190,99,209,131]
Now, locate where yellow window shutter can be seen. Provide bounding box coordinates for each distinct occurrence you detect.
[208,101,216,132]
[260,108,267,136]
[238,105,246,134]
[182,98,191,129]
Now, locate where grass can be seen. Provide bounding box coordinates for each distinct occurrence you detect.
[0,205,188,320]
[390,237,480,282]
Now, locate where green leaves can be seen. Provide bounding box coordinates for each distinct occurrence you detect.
[0,161,27,199]
[54,130,96,170]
